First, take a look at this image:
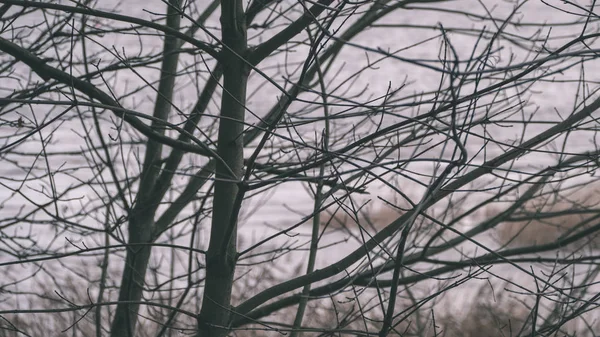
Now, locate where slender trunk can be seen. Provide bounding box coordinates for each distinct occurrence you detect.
[110,2,181,336]
[196,1,247,336]
[110,215,154,337]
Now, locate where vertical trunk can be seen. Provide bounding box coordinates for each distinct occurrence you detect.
[110,215,154,337]
[196,1,247,336]
[110,2,181,336]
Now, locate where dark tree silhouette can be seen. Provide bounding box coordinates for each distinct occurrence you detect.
[1,0,600,336]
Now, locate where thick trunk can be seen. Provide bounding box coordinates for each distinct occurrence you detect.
[196,1,247,336]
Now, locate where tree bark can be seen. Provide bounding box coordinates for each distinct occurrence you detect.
[110,1,181,336]
[110,214,154,337]
[196,1,247,336]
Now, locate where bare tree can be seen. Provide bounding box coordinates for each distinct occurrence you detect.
[1,0,600,336]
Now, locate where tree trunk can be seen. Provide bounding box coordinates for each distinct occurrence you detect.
[110,214,154,337]
[196,1,247,336]
[110,1,181,336]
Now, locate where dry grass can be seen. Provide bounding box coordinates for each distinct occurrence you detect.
[493,187,600,249]
[5,191,600,336]
[437,280,600,337]
[2,273,598,337]
[318,203,404,231]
